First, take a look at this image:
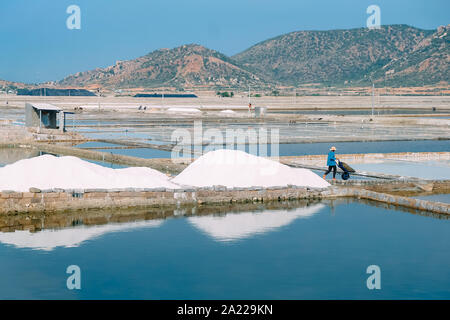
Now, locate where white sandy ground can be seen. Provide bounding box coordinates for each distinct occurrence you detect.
[0,155,180,192]
[172,149,330,189]
[0,220,164,251]
[0,150,329,192]
[188,204,325,242]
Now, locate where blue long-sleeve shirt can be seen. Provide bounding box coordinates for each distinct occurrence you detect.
[327,151,336,166]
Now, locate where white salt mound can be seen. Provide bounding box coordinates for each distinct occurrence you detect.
[220,109,236,114]
[167,107,201,113]
[0,155,179,192]
[172,149,330,189]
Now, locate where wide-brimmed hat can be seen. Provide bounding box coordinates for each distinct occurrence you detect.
[330,146,336,151]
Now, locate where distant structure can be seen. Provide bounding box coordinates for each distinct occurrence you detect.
[134,93,198,98]
[254,106,267,117]
[18,88,95,96]
[25,103,69,132]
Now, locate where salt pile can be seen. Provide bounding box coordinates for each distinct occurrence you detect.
[167,107,201,113]
[172,149,330,188]
[0,155,180,192]
[220,109,236,114]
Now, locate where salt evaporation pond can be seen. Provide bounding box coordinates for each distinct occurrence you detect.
[0,200,449,299]
[352,160,450,180]
[414,194,450,204]
[268,109,450,116]
[74,140,449,159]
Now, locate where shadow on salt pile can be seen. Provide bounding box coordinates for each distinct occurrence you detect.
[187,203,325,242]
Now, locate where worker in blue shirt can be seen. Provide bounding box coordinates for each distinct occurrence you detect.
[323,146,338,181]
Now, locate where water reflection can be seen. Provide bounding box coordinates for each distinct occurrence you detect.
[0,201,322,250]
[188,204,324,242]
[0,199,449,299]
[0,148,40,167]
[0,220,163,251]
[0,197,447,252]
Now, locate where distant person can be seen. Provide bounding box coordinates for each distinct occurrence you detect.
[248,103,252,111]
[323,146,338,181]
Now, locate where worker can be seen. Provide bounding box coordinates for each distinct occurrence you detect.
[323,146,338,181]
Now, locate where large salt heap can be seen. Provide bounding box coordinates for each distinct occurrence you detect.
[0,155,179,192]
[172,149,330,188]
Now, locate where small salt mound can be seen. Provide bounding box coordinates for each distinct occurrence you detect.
[220,109,236,114]
[0,155,179,192]
[167,107,201,113]
[172,149,330,189]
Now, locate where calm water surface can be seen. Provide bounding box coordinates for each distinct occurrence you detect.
[1,200,449,299]
[415,194,450,204]
[269,109,450,116]
[74,140,450,159]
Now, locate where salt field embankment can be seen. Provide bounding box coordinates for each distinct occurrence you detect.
[0,181,448,216]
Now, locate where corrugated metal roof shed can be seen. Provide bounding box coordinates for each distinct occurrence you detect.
[29,103,62,111]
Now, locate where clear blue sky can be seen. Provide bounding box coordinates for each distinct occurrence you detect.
[0,0,448,84]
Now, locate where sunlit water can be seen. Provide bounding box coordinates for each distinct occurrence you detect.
[268,109,450,116]
[74,140,450,159]
[0,200,449,299]
[352,160,450,180]
[414,194,450,204]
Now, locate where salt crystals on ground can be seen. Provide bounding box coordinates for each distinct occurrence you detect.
[172,149,330,188]
[0,155,179,192]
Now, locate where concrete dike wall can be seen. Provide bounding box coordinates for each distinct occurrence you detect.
[0,185,448,216]
[0,125,33,143]
[351,188,449,215]
[0,186,342,215]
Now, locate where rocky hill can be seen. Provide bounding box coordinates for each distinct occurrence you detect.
[0,79,29,91]
[59,44,266,90]
[368,25,449,86]
[50,25,450,89]
[232,25,446,86]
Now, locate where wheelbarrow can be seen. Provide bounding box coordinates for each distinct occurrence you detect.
[337,159,355,180]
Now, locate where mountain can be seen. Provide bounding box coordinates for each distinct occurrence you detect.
[232,25,447,86]
[0,79,29,91]
[59,44,266,90]
[369,25,449,86]
[30,25,450,90]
